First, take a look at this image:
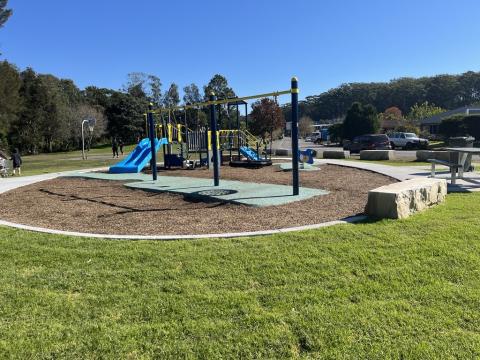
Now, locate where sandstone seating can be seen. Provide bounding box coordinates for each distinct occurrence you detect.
[365,178,447,219]
[360,150,396,161]
[274,149,290,156]
[416,150,451,162]
[322,150,350,159]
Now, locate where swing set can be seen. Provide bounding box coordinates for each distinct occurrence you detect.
[146,77,301,196]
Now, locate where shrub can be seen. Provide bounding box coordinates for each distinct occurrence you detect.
[439,116,466,138]
[328,123,343,142]
[439,114,480,139]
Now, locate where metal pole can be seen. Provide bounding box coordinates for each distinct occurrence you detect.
[245,103,248,133]
[148,103,157,181]
[291,77,300,196]
[210,93,220,186]
[236,103,240,160]
[81,119,87,160]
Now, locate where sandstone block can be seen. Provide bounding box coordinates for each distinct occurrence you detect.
[365,178,447,219]
[360,150,396,161]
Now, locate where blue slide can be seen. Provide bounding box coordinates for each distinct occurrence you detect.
[240,146,261,161]
[109,137,168,174]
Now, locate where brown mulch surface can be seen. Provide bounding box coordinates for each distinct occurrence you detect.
[0,165,395,235]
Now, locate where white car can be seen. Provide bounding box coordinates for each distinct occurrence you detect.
[388,132,429,150]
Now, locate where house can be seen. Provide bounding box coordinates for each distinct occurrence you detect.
[420,105,480,135]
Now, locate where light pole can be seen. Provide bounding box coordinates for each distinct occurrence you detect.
[81,119,88,160]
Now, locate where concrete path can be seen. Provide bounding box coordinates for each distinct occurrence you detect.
[315,158,480,192]
[0,168,107,195]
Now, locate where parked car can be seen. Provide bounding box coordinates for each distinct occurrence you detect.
[388,132,428,149]
[343,134,392,153]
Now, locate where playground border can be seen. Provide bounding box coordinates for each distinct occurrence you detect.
[0,215,367,241]
[0,159,400,240]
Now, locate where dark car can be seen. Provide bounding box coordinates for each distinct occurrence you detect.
[343,134,392,153]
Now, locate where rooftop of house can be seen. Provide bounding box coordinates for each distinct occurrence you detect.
[420,105,480,125]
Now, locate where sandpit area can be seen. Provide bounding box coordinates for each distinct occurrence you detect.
[0,164,395,236]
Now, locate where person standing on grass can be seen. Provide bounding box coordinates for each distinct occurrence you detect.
[10,148,22,176]
[112,138,119,158]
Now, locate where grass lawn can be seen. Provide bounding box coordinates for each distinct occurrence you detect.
[0,193,479,358]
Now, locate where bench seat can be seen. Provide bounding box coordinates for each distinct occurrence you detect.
[365,178,447,219]
[427,158,463,184]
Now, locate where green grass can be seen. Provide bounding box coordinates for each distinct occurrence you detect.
[1,193,480,358]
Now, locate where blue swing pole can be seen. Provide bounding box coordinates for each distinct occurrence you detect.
[148,103,157,181]
[209,92,220,186]
[291,77,300,195]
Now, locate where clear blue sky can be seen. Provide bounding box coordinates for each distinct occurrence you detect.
[2,0,480,101]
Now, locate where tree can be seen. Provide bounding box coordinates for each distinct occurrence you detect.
[183,83,204,128]
[163,83,180,108]
[183,83,201,105]
[0,61,21,148]
[407,101,445,123]
[66,104,107,150]
[105,92,147,142]
[11,68,46,153]
[203,74,235,100]
[123,72,148,99]
[379,106,403,131]
[249,98,285,139]
[439,116,465,138]
[438,114,480,140]
[299,116,314,137]
[328,123,344,143]
[342,102,379,140]
[0,0,12,29]
[148,75,162,107]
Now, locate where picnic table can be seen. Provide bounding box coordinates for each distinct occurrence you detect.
[428,147,480,184]
[445,147,480,178]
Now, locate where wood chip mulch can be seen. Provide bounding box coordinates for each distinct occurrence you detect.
[0,165,396,236]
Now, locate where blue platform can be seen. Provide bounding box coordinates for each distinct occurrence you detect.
[109,138,168,174]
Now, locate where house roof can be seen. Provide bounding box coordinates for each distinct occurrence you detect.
[420,105,480,125]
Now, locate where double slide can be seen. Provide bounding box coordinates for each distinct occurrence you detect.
[109,137,168,174]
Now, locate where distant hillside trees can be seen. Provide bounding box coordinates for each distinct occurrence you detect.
[292,71,480,123]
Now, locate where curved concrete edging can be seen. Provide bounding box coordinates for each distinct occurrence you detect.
[0,162,389,240]
[0,215,367,241]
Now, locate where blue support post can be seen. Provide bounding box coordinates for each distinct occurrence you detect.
[148,103,157,181]
[209,93,220,186]
[291,77,300,195]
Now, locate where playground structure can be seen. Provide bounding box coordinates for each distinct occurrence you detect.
[152,97,273,168]
[109,77,300,195]
[145,77,301,195]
